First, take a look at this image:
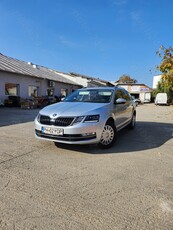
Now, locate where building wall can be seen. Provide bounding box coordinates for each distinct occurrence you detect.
[39,80,79,97]
[0,71,40,101]
[0,71,80,103]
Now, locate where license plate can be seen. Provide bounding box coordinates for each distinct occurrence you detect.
[42,127,63,135]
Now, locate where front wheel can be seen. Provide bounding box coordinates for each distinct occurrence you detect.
[98,121,116,149]
[128,113,136,129]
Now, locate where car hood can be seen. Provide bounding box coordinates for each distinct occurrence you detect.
[40,102,109,117]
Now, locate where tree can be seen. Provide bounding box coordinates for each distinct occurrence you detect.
[118,74,137,84]
[156,46,173,99]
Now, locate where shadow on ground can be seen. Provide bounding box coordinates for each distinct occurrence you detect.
[1,108,172,154]
[54,121,173,154]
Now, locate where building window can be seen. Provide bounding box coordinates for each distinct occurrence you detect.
[61,89,68,97]
[5,83,19,96]
[47,89,54,96]
[28,86,38,97]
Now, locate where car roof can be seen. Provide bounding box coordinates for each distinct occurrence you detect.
[79,86,123,90]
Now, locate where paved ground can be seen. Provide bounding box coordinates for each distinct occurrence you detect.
[0,104,173,230]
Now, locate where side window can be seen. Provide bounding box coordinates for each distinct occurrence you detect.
[115,90,124,100]
[114,89,130,102]
[124,91,131,101]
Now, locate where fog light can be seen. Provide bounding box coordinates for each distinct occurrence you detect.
[82,132,96,136]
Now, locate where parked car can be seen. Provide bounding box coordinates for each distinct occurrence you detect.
[4,96,21,107]
[37,96,57,108]
[155,93,170,105]
[35,87,136,149]
[20,98,38,109]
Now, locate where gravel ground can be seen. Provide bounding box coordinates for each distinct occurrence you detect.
[0,104,173,230]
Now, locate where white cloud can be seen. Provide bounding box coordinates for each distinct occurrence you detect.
[130,11,141,22]
[58,35,77,48]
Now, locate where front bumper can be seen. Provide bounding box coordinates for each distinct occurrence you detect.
[35,119,104,145]
[35,130,96,142]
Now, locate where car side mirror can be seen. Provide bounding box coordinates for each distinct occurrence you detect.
[114,98,127,104]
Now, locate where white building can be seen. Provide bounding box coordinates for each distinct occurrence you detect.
[65,72,114,87]
[0,53,81,103]
[153,75,162,89]
[111,82,152,103]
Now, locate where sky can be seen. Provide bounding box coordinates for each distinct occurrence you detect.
[0,0,173,87]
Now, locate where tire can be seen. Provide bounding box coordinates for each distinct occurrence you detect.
[128,113,136,129]
[98,121,116,149]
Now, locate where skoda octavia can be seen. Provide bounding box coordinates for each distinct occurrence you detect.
[35,87,136,148]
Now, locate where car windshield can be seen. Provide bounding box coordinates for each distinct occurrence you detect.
[63,89,113,103]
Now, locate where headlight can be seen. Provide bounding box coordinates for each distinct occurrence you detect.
[72,115,100,125]
[72,116,85,125]
[37,114,40,122]
[84,115,100,123]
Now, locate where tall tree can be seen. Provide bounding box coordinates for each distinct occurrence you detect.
[118,74,137,84]
[156,46,173,97]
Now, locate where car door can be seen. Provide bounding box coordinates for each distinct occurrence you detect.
[113,89,130,130]
[124,90,133,121]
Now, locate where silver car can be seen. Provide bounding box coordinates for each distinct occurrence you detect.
[35,87,136,148]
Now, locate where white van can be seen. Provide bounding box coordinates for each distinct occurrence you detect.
[155,93,169,105]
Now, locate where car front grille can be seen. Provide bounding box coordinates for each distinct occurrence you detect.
[39,115,74,127]
[55,117,74,126]
[40,115,50,125]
